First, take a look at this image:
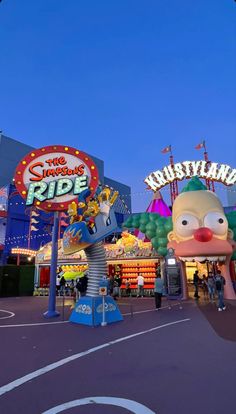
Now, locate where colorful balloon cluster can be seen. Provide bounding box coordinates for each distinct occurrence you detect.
[123,212,173,256]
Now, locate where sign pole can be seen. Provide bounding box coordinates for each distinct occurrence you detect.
[44,211,60,318]
[101,295,107,327]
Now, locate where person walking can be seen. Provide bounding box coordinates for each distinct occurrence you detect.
[56,274,61,295]
[215,270,226,311]
[202,275,208,300]
[114,274,122,297]
[70,279,75,297]
[109,275,114,296]
[76,272,88,297]
[125,278,131,297]
[207,272,215,302]
[137,273,144,297]
[113,279,119,300]
[154,272,164,310]
[59,274,66,296]
[193,270,200,299]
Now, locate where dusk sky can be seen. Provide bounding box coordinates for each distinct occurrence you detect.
[0,0,235,212]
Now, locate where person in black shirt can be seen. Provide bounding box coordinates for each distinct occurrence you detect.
[193,270,200,299]
[76,273,88,297]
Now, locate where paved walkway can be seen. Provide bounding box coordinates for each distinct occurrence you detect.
[0,297,235,413]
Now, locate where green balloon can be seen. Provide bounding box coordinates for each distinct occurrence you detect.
[123,218,132,228]
[158,247,168,256]
[164,219,173,233]
[140,212,150,219]
[156,217,166,226]
[150,213,160,221]
[151,237,159,250]
[132,219,140,228]
[146,230,156,239]
[157,237,168,247]
[139,224,147,233]
[231,252,236,261]
[156,227,166,237]
[140,217,149,225]
[146,222,156,232]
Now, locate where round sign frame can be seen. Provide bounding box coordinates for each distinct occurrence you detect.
[14,145,99,212]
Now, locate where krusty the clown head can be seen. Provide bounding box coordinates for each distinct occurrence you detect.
[168,177,236,299]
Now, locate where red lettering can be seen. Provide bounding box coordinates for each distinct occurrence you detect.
[59,156,66,165]
[74,165,85,176]
[78,164,85,175]
[45,158,54,166]
[29,162,44,182]
[46,169,56,177]
[46,157,67,166]
[28,162,86,182]
[62,167,68,176]
[55,168,62,175]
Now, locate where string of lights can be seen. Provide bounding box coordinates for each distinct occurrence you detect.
[1,184,236,208]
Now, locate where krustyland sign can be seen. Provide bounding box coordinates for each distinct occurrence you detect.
[14,145,99,211]
[144,160,236,191]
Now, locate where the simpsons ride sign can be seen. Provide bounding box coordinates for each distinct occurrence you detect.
[14,145,99,211]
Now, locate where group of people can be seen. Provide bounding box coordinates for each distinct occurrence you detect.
[56,266,227,312]
[108,272,162,301]
[193,269,226,311]
[56,267,88,299]
[108,273,145,299]
[108,274,122,299]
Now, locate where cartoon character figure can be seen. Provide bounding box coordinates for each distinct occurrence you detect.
[97,187,118,225]
[67,201,79,224]
[167,181,236,299]
[83,200,100,233]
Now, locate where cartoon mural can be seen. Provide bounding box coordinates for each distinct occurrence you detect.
[123,177,236,300]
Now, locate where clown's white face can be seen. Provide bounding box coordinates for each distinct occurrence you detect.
[169,191,229,242]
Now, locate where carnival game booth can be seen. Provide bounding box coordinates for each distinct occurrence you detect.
[35,239,88,294]
[35,233,161,296]
[106,232,161,295]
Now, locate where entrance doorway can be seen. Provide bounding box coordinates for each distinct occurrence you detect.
[185,260,218,300]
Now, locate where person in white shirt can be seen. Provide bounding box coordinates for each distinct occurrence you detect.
[137,273,144,297]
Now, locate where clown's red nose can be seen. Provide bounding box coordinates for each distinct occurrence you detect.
[194,227,213,242]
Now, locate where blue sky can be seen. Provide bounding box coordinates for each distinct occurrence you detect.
[0,0,235,211]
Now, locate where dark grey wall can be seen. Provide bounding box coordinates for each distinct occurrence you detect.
[0,135,34,186]
[104,176,131,212]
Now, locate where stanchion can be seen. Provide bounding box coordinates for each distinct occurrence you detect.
[62,291,65,321]
[129,294,133,317]
[43,211,60,318]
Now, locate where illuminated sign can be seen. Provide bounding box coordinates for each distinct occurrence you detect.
[167,258,176,265]
[11,248,37,257]
[144,160,236,191]
[14,145,99,211]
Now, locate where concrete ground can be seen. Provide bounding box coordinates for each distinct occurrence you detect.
[0,296,235,414]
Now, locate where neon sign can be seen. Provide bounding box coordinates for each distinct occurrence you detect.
[14,145,99,211]
[144,160,236,191]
